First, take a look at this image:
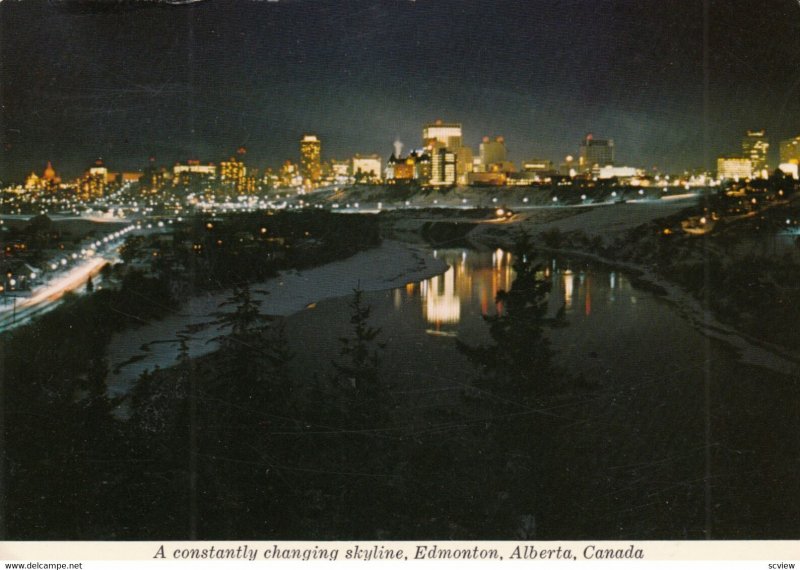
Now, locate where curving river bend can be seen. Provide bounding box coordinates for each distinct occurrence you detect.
[280,246,800,538]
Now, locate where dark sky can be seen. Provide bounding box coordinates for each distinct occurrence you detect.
[2,0,800,181]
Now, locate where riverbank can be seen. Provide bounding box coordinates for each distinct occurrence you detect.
[106,239,448,395]
[453,201,800,377]
[544,246,800,376]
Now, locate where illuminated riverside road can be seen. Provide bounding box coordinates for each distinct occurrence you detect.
[0,256,110,330]
[0,219,143,331]
[0,195,700,334]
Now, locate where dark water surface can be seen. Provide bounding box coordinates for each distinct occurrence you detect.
[284,247,800,539]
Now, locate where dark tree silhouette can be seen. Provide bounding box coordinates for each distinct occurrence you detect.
[331,288,388,428]
[458,233,562,408]
[456,233,577,538]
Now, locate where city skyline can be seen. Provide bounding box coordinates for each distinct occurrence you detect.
[12,123,800,188]
[2,0,800,180]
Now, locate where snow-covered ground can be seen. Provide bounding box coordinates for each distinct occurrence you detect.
[476,199,698,241]
[465,198,799,377]
[105,239,448,395]
[525,199,695,236]
[545,247,800,377]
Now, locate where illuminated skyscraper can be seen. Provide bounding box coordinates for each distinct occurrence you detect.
[780,136,800,164]
[423,120,464,185]
[220,147,248,194]
[77,158,108,200]
[579,134,614,171]
[455,145,474,184]
[88,157,108,183]
[423,120,462,151]
[480,136,507,167]
[742,130,769,177]
[430,147,457,186]
[300,135,322,186]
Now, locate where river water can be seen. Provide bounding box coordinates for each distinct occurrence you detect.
[281,246,800,538]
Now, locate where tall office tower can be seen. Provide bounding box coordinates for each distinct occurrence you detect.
[79,158,108,200]
[579,133,614,170]
[780,135,800,164]
[430,147,457,186]
[479,136,508,167]
[742,130,769,178]
[220,147,248,193]
[422,120,463,151]
[456,145,474,184]
[300,134,322,186]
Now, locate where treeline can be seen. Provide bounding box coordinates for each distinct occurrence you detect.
[1,271,177,537]
[108,241,592,539]
[538,193,800,349]
[1,234,615,539]
[121,211,381,292]
[1,210,382,538]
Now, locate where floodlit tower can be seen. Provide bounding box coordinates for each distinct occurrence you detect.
[579,133,614,171]
[300,135,322,186]
[742,130,769,178]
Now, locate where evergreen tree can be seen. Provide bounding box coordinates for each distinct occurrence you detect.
[212,282,272,393]
[331,288,387,427]
[456,233,572,536]
[213,282,270,349]
[176,336,199,539]
[458,232,561,408]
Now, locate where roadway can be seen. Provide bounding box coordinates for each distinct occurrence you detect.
[0,256,110,330]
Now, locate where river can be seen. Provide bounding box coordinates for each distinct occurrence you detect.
[280,246,800,538]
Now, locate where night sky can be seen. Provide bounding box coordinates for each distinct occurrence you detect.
[2,0,800,181]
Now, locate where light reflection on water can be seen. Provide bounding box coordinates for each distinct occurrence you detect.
[285,246,640,388]
[408,248,628,334]
[282,246,800,537]
[416,248,514,334]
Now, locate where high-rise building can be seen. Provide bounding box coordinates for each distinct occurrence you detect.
[280,160,300,187]
[78,158,109,200]
[423,120,462,150]
[430,147,457,186]
[300,135,322,186]
[780,136,800,164]
[220,147,249,194]
[141,157,167,195]
[456,145,474,185]
[742,130,769,178]
[579,134,614,170]
[717,156,752,180]
[479,136,507,167]
[88,158,109,183]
